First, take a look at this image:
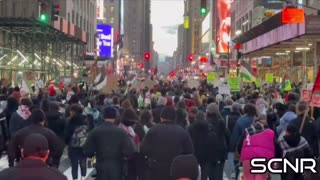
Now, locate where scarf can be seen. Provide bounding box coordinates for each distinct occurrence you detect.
[17,105,31,120]
[278,132,309,157]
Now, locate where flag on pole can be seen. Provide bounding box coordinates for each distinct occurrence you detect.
[310,66,320,107]
[94,66,107,91]
[240,61,256,82]
[281,74,292,92]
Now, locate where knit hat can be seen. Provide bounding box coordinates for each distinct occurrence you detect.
[22,133,48,157]
[103,107,117,119]
[206,103,220,114]
[170,155,199,180]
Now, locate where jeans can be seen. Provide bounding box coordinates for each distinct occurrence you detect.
[208,161,225,180]
[226,153,235,176]
[68,148,87,179]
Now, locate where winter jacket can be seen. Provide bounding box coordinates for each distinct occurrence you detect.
[83,121,135,180]
[290,114,319,157]
[9,112,31,137]
[0,159,67,180]
[225,112,241,151]
[141,121,194,180]
[152,105,165,124]
[229,115,254,152]
[188,120,209,164]
[277,111,297,134]
[64,115,87,146]
[221,106,232,119]
[8,124,64,167]
[46,111,66,140]
[240,124,275,161]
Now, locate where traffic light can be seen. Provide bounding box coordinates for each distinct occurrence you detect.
[51,3,60,21]
[39,2,49,23]
[144,52,150,60]
[200,0,207,15]
[188,54,194,62]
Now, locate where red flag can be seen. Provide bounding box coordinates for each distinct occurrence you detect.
[310,66,320,107]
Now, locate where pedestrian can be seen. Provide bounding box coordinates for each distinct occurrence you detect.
[46,102,66,141]
[9,97,33,137]
[8,109,63,168]
[170,154,199,180]
[141,106,194,180]
[278,124,314,180]
[83,107,135,180]
[3,96,18,138]
[289,101,319,157]
[134,110,156,141]
[206,103,228,180]
[238,114,275,180]
[152,96,167,124]
[64,104,88,180]
[188,106,198,125]
[277,103,297,135]
[0,133,67,180]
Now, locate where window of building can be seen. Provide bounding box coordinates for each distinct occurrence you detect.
[110,17,114,24]
[72,11,75,24]
[110,6,114,14]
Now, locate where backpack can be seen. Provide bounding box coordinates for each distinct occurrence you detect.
[70,125,88,148]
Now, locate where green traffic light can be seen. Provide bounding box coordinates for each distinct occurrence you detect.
[200,8,207,15]
[39,13,49,23]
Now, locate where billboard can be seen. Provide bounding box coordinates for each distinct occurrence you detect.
[97,0,104,20]
[216,0,232,54]
[97,24,114,59]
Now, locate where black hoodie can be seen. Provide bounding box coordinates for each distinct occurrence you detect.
[188,120,209,164]
[46,111,66,140]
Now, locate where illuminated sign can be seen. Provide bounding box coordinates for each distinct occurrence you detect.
[216,0,231,54]
[96,0,104,20]
[282,8,305,24]
[97,24,113,59]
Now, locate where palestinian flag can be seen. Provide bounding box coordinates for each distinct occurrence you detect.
[281,74,292,92]
[240,60,256,82]
[94,65,107,91]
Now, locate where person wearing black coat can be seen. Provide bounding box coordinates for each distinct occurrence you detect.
[8,109,63,168]
[152,96,167,124]
[0,133,67,180]
[289,101,319,157]
[141,106,194,180]
[9,98,33,137]
[46,102,66,141]
[83,107,135,180]
[64,104,87,180]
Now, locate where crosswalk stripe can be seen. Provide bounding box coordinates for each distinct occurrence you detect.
[63,166,95,180]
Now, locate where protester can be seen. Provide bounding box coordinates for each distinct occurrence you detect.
[188,106,198,125]
[277,103,297,134]
[64,104,88,180]
[170,154,199,180]
[83,107,135,180]
[8,109,63,167]
[46,102,66,141]
[0,134,67,180]
[152,96,167,124]
[141,106,194,180]
[134,110,156,141]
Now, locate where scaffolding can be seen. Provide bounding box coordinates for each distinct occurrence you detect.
[0,17,86,85]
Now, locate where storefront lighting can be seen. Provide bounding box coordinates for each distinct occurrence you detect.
[296,47,310,51]
[17,50,27,61]
[66,61,71,66]
[34,53,41,60]
[235,30,242,36]
[308,43,312,46]
[0,54,7,61]
[18,71,23,74]
[242,20,249,26]
[285,50,291,53]
[8,55,18,65]
[295,51,300,53]
[19,57,29,66]
[45,57,49,63]
[191,61,196,65]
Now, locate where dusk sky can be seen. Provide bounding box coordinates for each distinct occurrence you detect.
[151,0,184,56]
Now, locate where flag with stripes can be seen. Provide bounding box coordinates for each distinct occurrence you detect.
[94,65,107,91]
[240,61,256,82]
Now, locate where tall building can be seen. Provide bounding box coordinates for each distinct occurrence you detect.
[0,0,95,81]
[174,24,185,67]
[123,0,152,73]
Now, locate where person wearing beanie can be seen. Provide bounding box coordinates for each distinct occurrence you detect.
[170,154,199,180]
[141,107,194,180]
[0,134,67,180]
[83,106,136,180]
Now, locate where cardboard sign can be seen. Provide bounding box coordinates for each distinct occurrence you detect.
[301,89,312,102]
[188,79,200,89]
[310,92,320,107]
[104,75,118,94]
[228,77,240,92]
[265,73,273,84]
[207,72,216,83]
[219,84,231,95]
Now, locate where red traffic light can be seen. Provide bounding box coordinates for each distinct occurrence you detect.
[200,56,208,63]
[55,4,61,10]
[144,52,150,60]
[234,44,242,49]
[188,54,194,61]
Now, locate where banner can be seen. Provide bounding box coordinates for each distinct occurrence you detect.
[266,73,274,84]
[207,72,216,83]
[256,78,262,88]
[228,77,240,92]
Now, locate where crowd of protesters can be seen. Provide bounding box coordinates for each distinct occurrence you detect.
[0,79,319,180]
